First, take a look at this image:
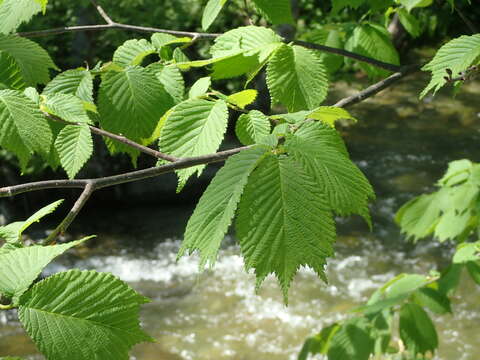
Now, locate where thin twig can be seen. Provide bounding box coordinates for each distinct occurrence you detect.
[42,182,95,245]
[88,126,178,162]
[17,23,220,39]
[293,40,402,73]
[90,0,114,25]
[455,6,478,34]
[45,113,178,162]
[333,64,421,108]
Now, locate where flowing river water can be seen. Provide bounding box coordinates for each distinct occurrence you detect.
[1,76,479,359]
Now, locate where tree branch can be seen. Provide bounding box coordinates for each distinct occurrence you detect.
[90,0,114,25]
[45,113,178,162]
[333,64,421,108]
[17,23,220,39]
[0,146,250,198]
[42,182,95,245]
[293,40,402,73]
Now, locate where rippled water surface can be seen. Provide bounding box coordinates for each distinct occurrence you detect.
[1,77,479,359]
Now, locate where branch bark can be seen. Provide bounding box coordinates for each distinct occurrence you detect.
[0,146,250,198]
[333,64,421,108]
[42,182,95,245]
[17,23,220,39]
[293,40,402,73]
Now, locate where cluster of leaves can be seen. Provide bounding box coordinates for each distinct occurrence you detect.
[299,160,480,359]
[180,116,374,299]
[421,33,480,97]
[299,242,480,360]
[396,159,480,242]
[0,202,152,360]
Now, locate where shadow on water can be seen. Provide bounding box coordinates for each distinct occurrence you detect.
[1,76,479,359]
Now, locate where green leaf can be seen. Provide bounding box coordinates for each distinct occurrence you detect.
[298,323,341,359]
[0,89,53,169]
[395,192,444,241]
[0,200,63,244]
[98,66,174,158]
[236,155,335,301]
[434,207,472,242]
[384,274,429,298]
[54,124,93,179]
[437,263,462,295]
[0,238,90,302]
[466,261,480,285]
[0,52,26,90]
[421,34,480,98]
[43,69,94,103]
[397,8,422,38]
[23,86,40,103]
[179,146,269,268]
[271,110,310,124]
[159,99,229,190]
[188,76,211,98]
[453,242,480,264]
[235,110,271,145]
[328,317,374,360]
[210,26,282,58]
[113,39,156,67]
[331,0,365,14]
[399,0,433,12]
[438,159,472,186]
[413,287,452,314]
[42,93,92,124]
[173,47,190,63]
[251,0,294,25]
[0,222,24,243]
[0,242,23,256]
[267,44,329,112]
[399,303,438,356]
[202,0,229,30]
[151,33,191,50]
[34,0,48,13]
[285,122,374,223]
[355,294,408,315]
[18,270,152,360]
[227,89,257,109]
[0,34,57,86]
[147,63,185,104]
[0,0,42,34]
[308,106,358,127]
[206,26,283,80]
[345,23,400,78]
